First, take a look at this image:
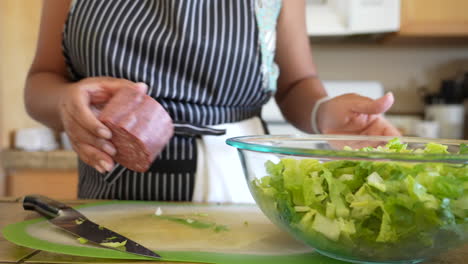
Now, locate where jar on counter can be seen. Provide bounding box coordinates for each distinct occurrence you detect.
[424,79,465,140]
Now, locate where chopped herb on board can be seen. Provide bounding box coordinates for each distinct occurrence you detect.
[100,240,127,250]
[193,212,209,217]
[214,225,229,233]
[155,207,163,216]
[77,237,88,244]
[75,218,85,225]
[155,215,213,228]
[154,215,229,232]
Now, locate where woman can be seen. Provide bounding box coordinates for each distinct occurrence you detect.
[24,0,400,202]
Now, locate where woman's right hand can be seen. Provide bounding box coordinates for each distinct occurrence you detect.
[58,77,148,173]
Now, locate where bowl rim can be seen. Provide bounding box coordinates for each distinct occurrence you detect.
[226,135,468,163]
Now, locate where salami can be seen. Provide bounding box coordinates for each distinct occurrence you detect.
[99,88,174,172]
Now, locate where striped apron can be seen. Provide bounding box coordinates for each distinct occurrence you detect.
[62,0,280,200]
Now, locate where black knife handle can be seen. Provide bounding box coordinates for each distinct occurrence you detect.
[22,195,69,219]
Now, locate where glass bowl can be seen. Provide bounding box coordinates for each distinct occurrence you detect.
[226,135,468,264]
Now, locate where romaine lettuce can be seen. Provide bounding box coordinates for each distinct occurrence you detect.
[253,139,467,258]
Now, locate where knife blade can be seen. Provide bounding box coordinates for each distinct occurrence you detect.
[22,195,161,259]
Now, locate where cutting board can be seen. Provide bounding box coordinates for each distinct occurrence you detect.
[3,201,348,264]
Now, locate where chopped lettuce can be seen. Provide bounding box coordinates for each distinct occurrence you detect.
[75,218,85,225]
[155,207,163,216]
[214,225,229,233]
[312,213,341,241]
[386,138,409,152]
[155,215,214,228]
[424,143,449,154]
[193,212,209,217]
[367,172,387,192]
[460,144,468,154]
[77,237,88,244]
[100,240,127,248]
[323,170,350,218]
[154,215,229,233]
[253,139,467,259]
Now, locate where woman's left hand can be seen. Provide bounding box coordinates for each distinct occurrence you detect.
[316,93,401,136]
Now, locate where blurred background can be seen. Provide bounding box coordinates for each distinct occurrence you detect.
[0,0,467,199]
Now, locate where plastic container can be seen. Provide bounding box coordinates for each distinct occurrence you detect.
[425,104,465,139]
[14,127,58,151]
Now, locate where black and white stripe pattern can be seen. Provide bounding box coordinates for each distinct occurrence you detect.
[78,135,197,201]
[78,163,194,200]
[63,0,272,200]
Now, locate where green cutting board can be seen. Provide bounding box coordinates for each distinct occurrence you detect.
[3,201,348,264]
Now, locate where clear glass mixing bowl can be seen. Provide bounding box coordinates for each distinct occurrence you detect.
[226,135,468,264]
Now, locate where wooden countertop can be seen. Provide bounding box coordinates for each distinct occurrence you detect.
[0,197,467,264]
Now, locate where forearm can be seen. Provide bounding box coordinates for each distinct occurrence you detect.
[275,76,327,133]
[24,71,71,131]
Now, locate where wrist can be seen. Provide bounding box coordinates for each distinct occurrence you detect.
[311,96,331,134]
[57,82,77,125]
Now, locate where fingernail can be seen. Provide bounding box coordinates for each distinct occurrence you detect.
[135,82,148,92]
[103,143,117,156]
[97,128,112,139]
[136,82,148,88]
[95,165,105,174]
[99,160,113,172]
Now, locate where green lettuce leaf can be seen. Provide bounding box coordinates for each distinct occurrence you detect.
[460,144,468,154]
[424,142,449,154]
[254,138,466,256]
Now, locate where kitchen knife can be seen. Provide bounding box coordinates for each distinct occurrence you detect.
[22,195,161,259]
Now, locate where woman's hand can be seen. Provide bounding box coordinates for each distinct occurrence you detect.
[58,77,147,173]
[317,93,401,136]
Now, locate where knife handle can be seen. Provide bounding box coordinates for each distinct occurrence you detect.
[22,195,69,218]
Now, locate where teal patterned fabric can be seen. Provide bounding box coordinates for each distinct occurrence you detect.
[255,0,282,93]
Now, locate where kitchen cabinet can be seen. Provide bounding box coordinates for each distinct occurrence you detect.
[399,0,468,36]
[6,169,78,199]
[2,150,78,199]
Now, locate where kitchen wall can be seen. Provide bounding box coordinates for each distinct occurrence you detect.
[310,43,468,114]
[0,0,42,195]
[0,0,42,149]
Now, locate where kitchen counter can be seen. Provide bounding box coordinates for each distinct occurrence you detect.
[1,151,79,199]
[1,150,78,170]
[0,197,467,264]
